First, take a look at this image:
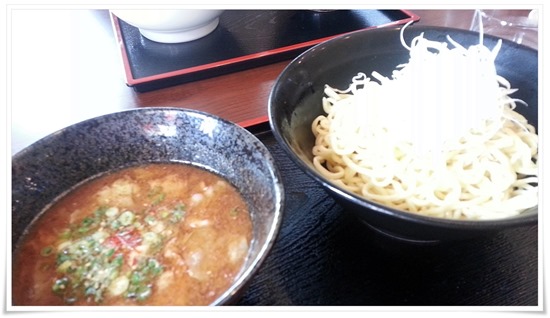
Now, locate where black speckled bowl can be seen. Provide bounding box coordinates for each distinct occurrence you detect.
[269,25,538,242]
[11,107,284,305]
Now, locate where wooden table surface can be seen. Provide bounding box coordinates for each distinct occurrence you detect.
[11,9,536,154]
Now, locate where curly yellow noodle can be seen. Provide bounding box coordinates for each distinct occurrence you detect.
[310,29,538,220]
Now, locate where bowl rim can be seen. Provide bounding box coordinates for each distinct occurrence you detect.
[268,25,538,230]
[11,106,235,158]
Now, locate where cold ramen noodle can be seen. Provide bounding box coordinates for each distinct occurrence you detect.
[311,23,538,220]
[12,163,252,306]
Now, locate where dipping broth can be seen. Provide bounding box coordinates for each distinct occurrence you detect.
[12,163,253,306]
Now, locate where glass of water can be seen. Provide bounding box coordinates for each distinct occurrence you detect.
[470,9,538,49]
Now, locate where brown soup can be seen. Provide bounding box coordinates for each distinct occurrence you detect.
[12,163,252,306]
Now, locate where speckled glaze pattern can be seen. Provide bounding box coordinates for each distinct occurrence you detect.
[12,107,285,305]
[269,25,538,242]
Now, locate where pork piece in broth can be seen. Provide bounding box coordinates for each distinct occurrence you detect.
[12,163,252,306]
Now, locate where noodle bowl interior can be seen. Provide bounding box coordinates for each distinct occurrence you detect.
[12,162,252,306]
[310,25,538,220]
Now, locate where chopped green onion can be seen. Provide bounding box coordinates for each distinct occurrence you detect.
[105,248,115,258]
[148,186,166,206]
[118,211,135,226]
[81,217,95,227]
[78,227,90,234]
[142,232,161,246]
[41,246,53,257]
[146,258,163,275]
[56,253,71,265]
[105,206,119,218]
[84,286,97,296]
[59,229,71,240]
[94,206,108,218]
[136,285,152,301]
[46,199,180,304]
[57,260,73,273]
[151,193,165,206]
[130,271,144,284]
[110,219,121,230]
[52,277,69,294]
[64,294,78,304]
[170,206,184,223]
[160,210,170,218]
[144,214,157,225]
[112,254,124,267]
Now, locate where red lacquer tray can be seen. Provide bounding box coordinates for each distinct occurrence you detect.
[111,9,419,92]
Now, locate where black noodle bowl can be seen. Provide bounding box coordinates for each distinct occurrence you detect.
[269,25,538,242]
